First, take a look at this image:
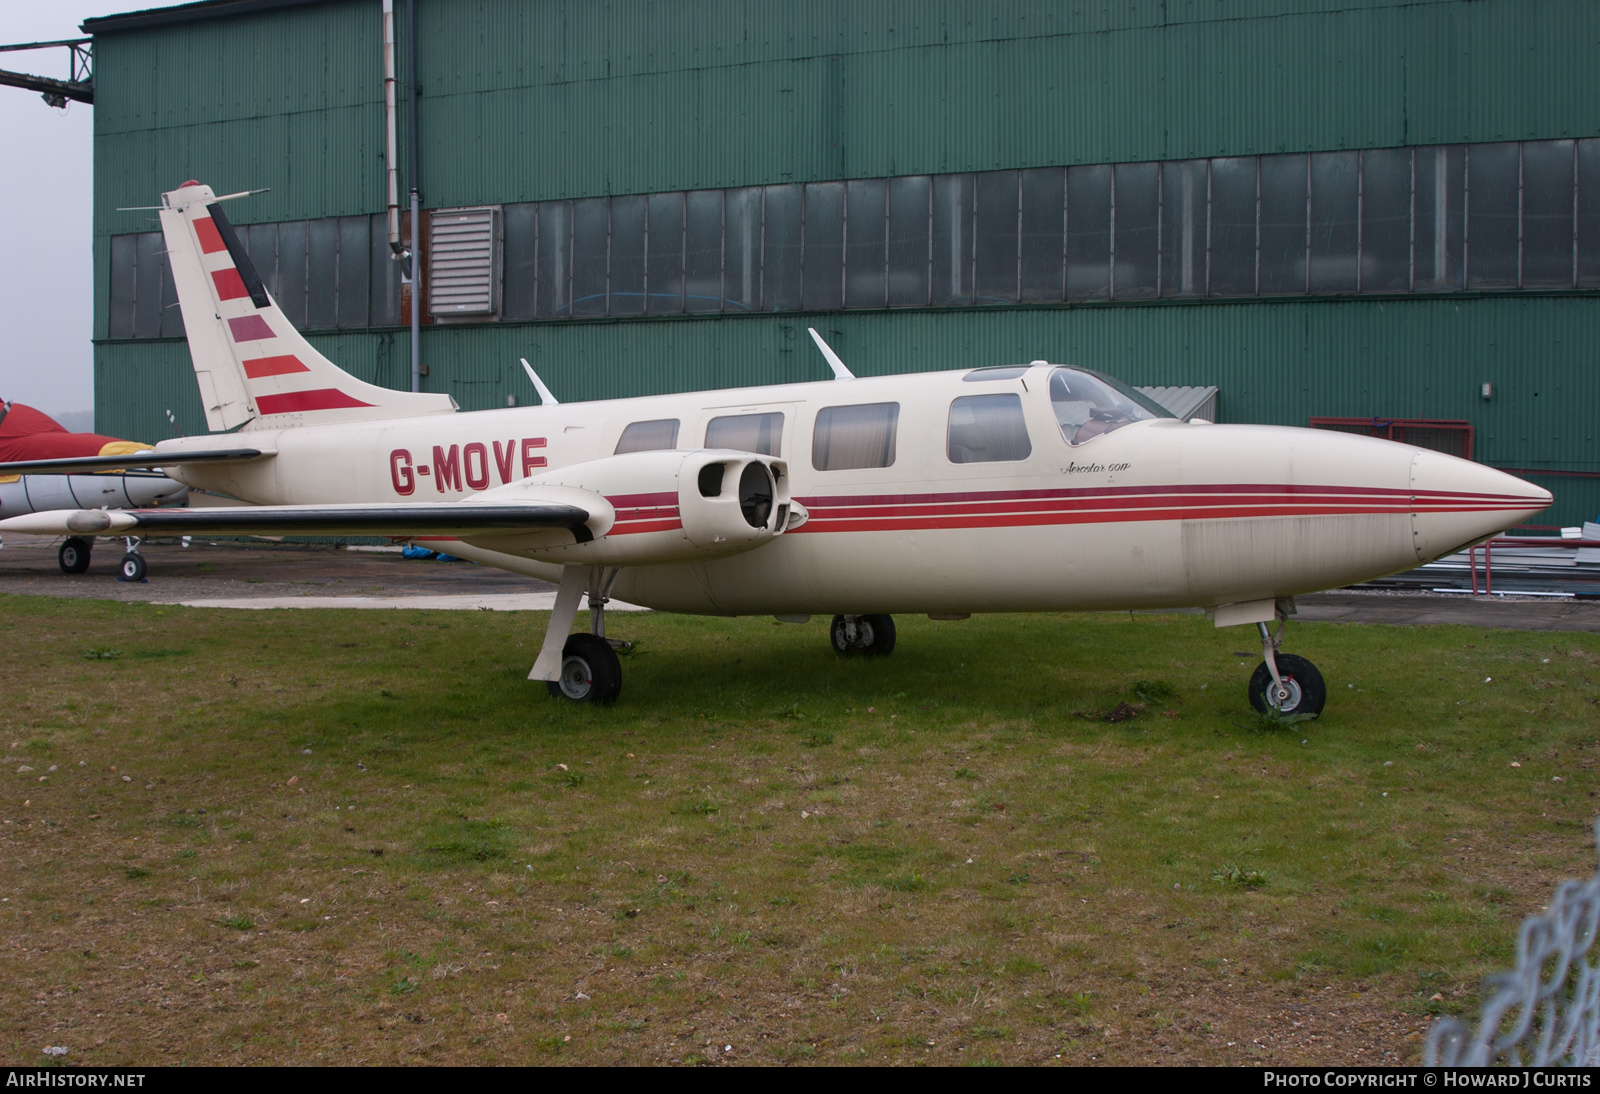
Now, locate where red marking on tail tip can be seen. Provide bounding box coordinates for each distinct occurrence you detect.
[194,217,227,254]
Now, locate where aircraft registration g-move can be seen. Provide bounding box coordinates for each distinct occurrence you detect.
[0,182,1552,714]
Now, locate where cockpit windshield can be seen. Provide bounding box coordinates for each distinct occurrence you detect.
[1049,367,1172,445]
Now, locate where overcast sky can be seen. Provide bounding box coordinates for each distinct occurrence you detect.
[0,0,136,421]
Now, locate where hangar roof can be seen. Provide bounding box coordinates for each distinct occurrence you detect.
[82,0,323,36]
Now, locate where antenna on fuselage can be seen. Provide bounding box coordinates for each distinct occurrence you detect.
[807,328,855,381]
[520,358,560,405]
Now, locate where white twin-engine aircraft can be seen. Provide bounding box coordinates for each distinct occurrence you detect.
[0,182,1552,713]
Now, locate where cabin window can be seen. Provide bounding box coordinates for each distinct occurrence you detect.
[812,402,900,471]
[705,412,784,456]
[947,394,1032,463]
[614,418,680,454]
[1049,366,1169,446]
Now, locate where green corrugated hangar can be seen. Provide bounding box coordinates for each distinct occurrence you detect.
[82,0,1600,524]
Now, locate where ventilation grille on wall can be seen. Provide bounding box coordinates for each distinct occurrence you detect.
[428,207,500,317]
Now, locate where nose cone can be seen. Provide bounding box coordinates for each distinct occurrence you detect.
[1410,450,1552,562]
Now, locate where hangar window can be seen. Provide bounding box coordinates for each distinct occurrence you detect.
[812,403,899,471]
[1067,164,1112,300]
[706,412,784,457]
[615,419,680,454]
[570,199,608,318]
[1114,162,1160,299]
[948,394,1031,463]
[1020,167,1065,302]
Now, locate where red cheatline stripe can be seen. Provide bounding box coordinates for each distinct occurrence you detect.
[194,217,227,254]
[796,508,1266,533]
[227,315,274,342]
[255,388,374,415]
[608,519,683,536]
[795,483,1536,507]
[792,503,1520,535]
[805,494,1407,522]
[801,499,1533,521]
[242,355,309,379]
[212,268,250,301]
[608,491,677,508]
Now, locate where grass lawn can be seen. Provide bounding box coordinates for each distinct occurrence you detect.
[2,594,1597,1066]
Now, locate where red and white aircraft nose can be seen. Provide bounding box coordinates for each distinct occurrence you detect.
[1409,449,1552,562]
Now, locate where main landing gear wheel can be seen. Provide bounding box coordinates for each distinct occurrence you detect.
[1248,653,1326,717]
[546,633,622,704]
[830,614,896,658]
[118,552,148,583]
[59,537,92,574]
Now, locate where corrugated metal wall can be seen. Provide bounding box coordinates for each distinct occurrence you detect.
[90,0,1600,522]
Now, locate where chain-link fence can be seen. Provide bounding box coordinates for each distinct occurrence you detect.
[1425,821,1600,1066]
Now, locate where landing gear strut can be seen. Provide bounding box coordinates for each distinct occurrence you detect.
[59,537,92,574]
[536,566,623,704]
[830,614,896,657]
[1247,610,1326,717]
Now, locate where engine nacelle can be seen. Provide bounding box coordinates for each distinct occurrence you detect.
[464,449,793,567]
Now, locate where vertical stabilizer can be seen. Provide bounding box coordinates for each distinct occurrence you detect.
[158,181,456,431]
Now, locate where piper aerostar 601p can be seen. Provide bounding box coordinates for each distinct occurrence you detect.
[0,181,1552,713]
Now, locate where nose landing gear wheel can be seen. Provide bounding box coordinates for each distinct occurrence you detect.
[546,633,622,704]
[59,537,92,574]
[1248,654,1326,717]
[830,614,896,658]
[118,552,148,583]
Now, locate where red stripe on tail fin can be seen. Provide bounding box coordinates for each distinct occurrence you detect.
[242,355,309,379]
[255,388,375,415]
[193,217,227,254]
[227,316,274,342]
[212,268,250,301]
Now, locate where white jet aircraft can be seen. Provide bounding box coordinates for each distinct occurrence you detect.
[0,182,1553,713]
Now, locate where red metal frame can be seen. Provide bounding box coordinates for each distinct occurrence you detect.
[1466,537,1600,596]
[1308,417,1475,461]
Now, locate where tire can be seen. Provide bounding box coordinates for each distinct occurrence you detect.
[118,553,148,583]
[829,614,897,658]
[59,537,92,574]
[545,633,622,704]
[1248,653,1326,717]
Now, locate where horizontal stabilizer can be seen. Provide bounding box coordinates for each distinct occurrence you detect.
[0,448,266,476]
[0,502,593,541]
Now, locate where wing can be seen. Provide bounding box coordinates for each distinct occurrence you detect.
[0,448,267,476]
[0,501,595,542]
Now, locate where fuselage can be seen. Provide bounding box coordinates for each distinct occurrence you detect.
[152,364,1550,616]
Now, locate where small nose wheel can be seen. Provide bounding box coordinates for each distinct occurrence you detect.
[118,552,147,583]
[59,537,93,574]
[1248,653,1325,716]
